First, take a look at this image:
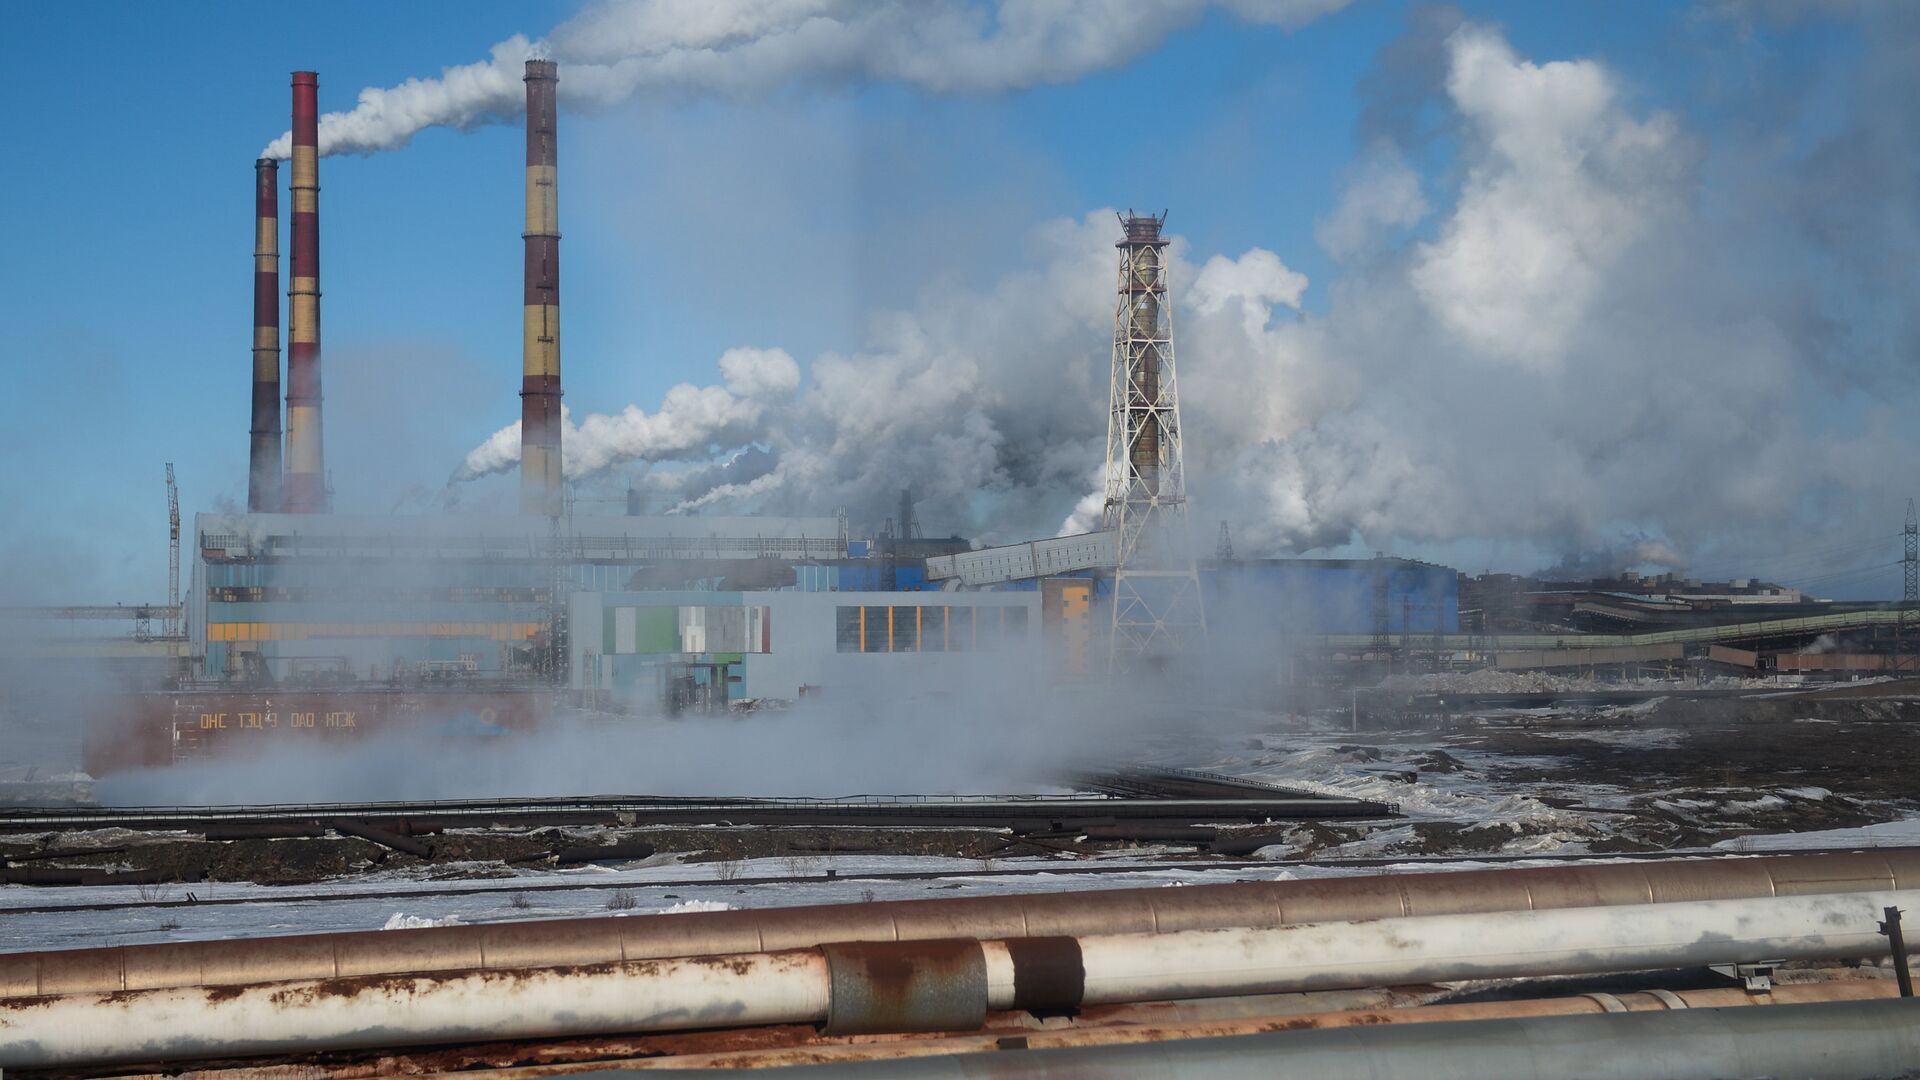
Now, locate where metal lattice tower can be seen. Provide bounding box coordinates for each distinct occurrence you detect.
[1102,212,1206,670]
[164,463,180,639]
[1905,499,1917,602]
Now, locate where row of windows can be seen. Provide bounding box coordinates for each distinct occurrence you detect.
[206,622,544,642]
[209,586,546,604]
[833,606,1030,653]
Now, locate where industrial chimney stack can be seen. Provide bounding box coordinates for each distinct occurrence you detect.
[283,71,327,513]
[247,158,282,512]
[520,59,563,516]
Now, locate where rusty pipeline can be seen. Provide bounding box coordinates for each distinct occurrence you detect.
[4,890,1915,1068]
[3,851,1917,999]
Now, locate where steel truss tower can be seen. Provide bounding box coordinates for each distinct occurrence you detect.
[1102,212,1206,669]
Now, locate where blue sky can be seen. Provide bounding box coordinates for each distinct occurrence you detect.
[1,1,1908,602]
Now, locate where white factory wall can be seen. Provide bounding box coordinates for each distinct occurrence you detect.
[569,590,1042,703]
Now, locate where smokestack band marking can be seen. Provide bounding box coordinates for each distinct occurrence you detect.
[248,159,282,512]
[520,59,562,516]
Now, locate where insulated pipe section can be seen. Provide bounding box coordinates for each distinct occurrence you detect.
[247,158,282,512]
[520,59,562,516]
[283,71,326,512]
[4,851,1917,997]
[4,890,1915,1068]
[704,1000,1920,1080]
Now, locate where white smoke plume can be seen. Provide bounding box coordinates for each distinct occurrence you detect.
[261,0,1353,159]
[453,347,799,483]
[454,12,1920,576]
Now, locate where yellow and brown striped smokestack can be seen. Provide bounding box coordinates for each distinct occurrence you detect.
[248,158,283,512]
[520,59,563,516]
[283,71,327,513]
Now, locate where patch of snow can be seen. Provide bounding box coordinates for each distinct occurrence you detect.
[1780,787,1832,800]
[1714,817,1920,852]
[381,912,466,930]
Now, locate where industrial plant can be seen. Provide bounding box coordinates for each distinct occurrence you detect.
[6,42,1920,1080]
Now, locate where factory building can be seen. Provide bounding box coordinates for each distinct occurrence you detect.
[189,512,846,686]
[1205,558,1461,637]
[569,590,1041,708]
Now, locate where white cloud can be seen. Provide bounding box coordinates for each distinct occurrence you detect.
[1408,25,1689,369]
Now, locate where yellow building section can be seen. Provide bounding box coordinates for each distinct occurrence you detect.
[208,622,543,642]
[523,304,561,375]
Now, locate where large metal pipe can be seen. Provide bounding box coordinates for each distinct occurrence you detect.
[599,981,1904,1072]
[282,70,326,512]
[247,158,282,512]
[4,851,1916,998]
[520,58,562,516]
[3,890,1911,1068]
[666,999,1920,1080]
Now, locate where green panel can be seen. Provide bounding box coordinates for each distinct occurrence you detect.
[636,607,680,653]
[603,607,617,654]
[711,652,744,664]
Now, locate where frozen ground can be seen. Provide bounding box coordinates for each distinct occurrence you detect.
[7,687,1920,953]
[0,851,1559,951]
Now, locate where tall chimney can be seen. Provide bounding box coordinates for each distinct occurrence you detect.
[520,59,563,516]
[283,71,327,513]
[247,158,283,513]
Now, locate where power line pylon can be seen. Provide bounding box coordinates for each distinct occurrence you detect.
[1906,499,1917,602]
[1216,520,1234,561]
[164,463,180,639]
[1901,499,1917,675]
[1102,212,1206,670]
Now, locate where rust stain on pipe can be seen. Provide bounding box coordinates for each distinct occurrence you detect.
[821,940,986,1035]
[5,852,1917,999]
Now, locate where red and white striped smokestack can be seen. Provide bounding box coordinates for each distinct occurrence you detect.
[283,71,327,513]
[520,59,562,516]
[247,158,283,512]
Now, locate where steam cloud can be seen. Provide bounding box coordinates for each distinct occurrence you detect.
[261,0,1353,159]
[454,10,1920,573]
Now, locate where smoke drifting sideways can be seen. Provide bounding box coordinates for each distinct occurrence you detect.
[258,0,1355,160]
[457,11,1920,583]
[93,643,1268,807]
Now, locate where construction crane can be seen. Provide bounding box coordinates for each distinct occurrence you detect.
[165,463,180,639]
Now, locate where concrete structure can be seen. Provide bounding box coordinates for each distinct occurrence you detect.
[520,60,563,516]
[283,72,326,512]
[926,532,1116,587]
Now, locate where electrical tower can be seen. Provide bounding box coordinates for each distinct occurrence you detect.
[1901,499,1917,675]
[1906,499,1917,602]
[1102,212,1206,670]
[1216,520,1234,561]
[164,463,180,639]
